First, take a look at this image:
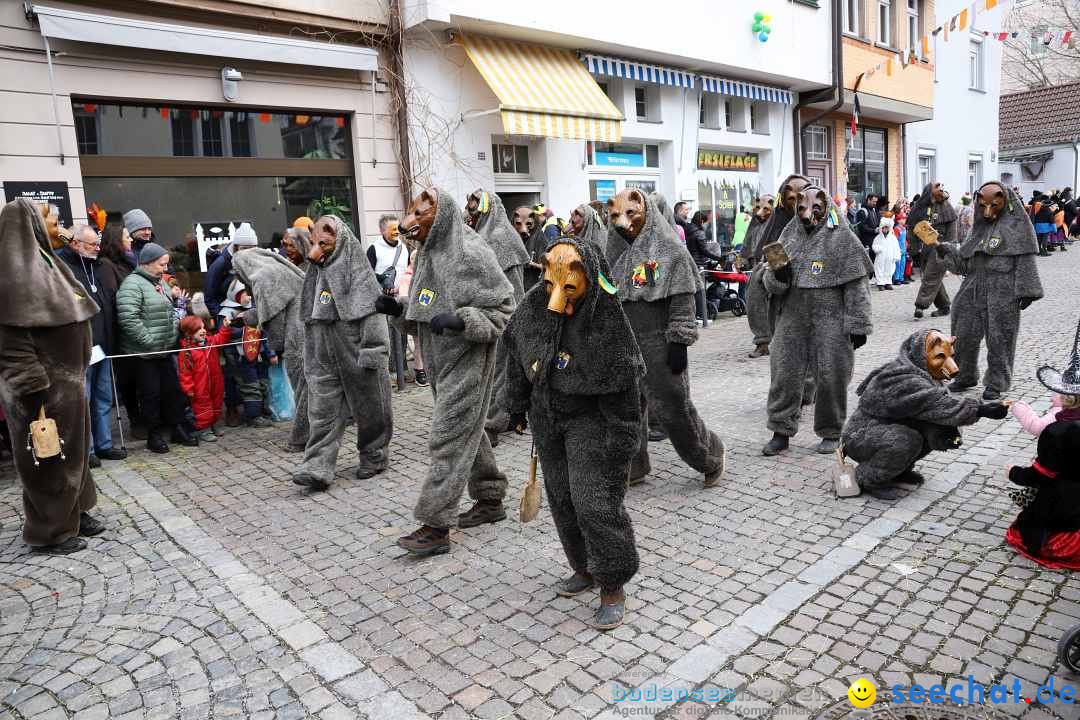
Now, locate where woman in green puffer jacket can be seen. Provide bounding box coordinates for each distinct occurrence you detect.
[116,242,195,453]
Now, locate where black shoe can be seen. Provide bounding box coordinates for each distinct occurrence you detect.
[171,425,199,447]
[762,433,789,456]
[131,425,148,441]
[32,536,87,555]
[948,380,975,393]
[96,447,128,461]
[885,285,894,290]
[930,308,950,317]
[458,501,507,528]
[982,387,1002,401]
[147,433,169,454]
[79,512,106,537]
[555,573,596,597]
[816,438,840,454]
[414,369,429,387]
[648,428,668,442]
[913,309,924,319]
[88,454,101,469]
[355,450,389,480]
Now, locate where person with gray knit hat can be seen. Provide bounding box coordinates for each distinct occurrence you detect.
[123,209,153,256]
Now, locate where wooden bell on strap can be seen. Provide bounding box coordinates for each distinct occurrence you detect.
[26,405,65,467]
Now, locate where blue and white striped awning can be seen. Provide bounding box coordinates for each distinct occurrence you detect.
[580,53,696,89]
[700,75,792,105]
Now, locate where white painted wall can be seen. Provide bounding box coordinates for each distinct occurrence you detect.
[999,145,1080,201]
[403,0,832,91]
[904,0,1004,199]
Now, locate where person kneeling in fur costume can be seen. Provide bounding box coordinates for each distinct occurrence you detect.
[505,235,644,630]
[842,329,1008,499]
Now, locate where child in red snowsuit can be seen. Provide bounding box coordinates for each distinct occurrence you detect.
[178,316,232,441]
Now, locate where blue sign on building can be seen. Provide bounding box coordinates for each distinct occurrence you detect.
[595,151,644,168]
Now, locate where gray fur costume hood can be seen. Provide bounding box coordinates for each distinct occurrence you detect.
[506,235,644,397]
[755,174,810,251]
[855,329,978,422]
[573,203,607,252]
[908,183,958,229]
[284,227,311,271]
[777,191,872,289]
[0,198,100,328]
[473,191,530,271]
[605,193,700,302]
[650,191,678,231]
[232,248,305,328]
[959,183,1038,258]
[406,190,514,324]
[739,214,769,264]
[301,216,382,323]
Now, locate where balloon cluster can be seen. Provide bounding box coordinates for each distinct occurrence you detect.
[752,11,772,42]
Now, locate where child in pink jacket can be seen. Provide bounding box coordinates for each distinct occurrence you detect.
[1010,393,1080,437]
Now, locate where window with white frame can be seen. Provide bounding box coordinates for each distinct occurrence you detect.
[969,40,984,90]
[1030,25,1049,57]
[750,104,770,134]
[724,100,733,129]
[634,85,661,122]
[806,125,829,160]
[492,143,530,174]
[700,94,721,129]
[918,151,935,189]
[843,0,860,34]
[968,156,983,193]
[878,0,892,46]
[907,0,920,51]
[726,99,746,131]
[74,107,99,154]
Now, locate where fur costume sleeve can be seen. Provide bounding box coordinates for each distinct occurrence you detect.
[841,277,873,336]
[1009,465,1044,488]
[503,330,532,417]
[762,268,790,296]
[1012,253,1045,301]
[0,326,49,396]
[942,217,958,244]
[665,293,699,346]
[909,391,980,425]
[599,382,641,451]
[938,242,970,276]
[455,295,515,345]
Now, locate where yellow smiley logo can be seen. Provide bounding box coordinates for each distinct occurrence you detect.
[848,678,876,708]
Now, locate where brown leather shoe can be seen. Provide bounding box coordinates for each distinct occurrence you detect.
[457,501,506,528]
[748,343,770,358]
[397,525,450,556]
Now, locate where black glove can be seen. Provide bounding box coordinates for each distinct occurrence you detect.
[430,312,464,335]
[977,402,1008,420]
[374,295,403,317]
[510,412,528,435]
[22,388,48,414]
[850,334,867,350]
[935,243,947,258]
[1018,298,1034,310]
[773,263,793,284]
[667,342,688,374]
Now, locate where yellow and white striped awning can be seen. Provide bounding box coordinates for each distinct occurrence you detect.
[458,34,623,142]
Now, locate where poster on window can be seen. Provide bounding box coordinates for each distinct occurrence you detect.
[3,182,73,227]
[194,221,255,272]
[624,179,657,194]
[696,151,759,172]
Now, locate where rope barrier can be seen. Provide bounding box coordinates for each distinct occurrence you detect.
[102,339,250,360]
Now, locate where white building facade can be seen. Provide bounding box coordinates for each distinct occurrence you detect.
[401,0,833,242]
[903,0,1004,198]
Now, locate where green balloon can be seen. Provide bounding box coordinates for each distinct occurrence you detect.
[754,11,764,20]
[763,25,772,33]
[752,21,763,32]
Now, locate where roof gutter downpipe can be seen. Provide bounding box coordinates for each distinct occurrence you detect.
[793,0,843,177]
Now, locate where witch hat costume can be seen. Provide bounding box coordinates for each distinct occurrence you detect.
[1037,316,1080,396]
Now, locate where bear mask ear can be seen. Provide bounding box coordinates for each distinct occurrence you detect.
[628,189,646,207]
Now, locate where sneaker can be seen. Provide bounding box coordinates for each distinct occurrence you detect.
[247,416,273,428]
[88,454,101,469]
[197,429,218,443]
[96,447,128,461]
[648,428,668,442]
[31,536,86,555]
[457,501,507,528]
[930,307,950,317]
[397,525,450,556]
[78,512,106,537]
[414,369,429,387]
[212,423,227,438]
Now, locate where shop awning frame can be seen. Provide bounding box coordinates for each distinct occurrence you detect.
[458,34,623,142]
[580,53,696,89]
[29,4,379,72]
[699,75,792,105]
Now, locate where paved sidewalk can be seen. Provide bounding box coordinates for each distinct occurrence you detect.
[3,249,1080,720]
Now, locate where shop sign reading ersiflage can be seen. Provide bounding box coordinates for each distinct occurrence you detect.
[697,151,759,172]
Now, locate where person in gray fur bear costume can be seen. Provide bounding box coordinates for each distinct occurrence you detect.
[464,190,531,441]
[376,189,515,556]
[762,186,873,456]
[605,189,727,486]
[739,191,779,358]
[231,248,309,452]
[569,203,607,252]
[842,328,1008,499]
[292,215,393,491]
[910,182,958,319]
[937,181,1044,401]
[505,234,644,630]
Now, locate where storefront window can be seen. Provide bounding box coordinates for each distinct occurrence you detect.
[492,144,530,174]
[847,126,888,203]
[71,101,349,159]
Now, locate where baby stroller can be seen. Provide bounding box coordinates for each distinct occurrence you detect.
[701,254,748,318]
[1059,624,1080,673]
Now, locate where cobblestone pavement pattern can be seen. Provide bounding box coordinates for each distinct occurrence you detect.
[4,251,1080,720]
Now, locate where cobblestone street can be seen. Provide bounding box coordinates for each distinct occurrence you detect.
[4,250,1080,720]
